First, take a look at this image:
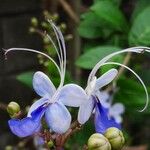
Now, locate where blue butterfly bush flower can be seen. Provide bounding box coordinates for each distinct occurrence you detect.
[59,47,150,134]
[94,91,125,133]
[5,18,150,140]
[6,21,83,137]
[59,68,122,133]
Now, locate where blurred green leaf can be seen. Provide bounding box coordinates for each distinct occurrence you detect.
[94,0,122,6]
[100,54,124,73]
[76,46,121,69]
[115,77,150,114]
[131,0,150,21]
[129,7,150,46]
[16,71,34,88]
[139,69,150,86]
[78,12,103,39]
[91,1,128,32]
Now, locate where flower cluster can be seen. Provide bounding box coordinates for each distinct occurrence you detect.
[5,21,150,149]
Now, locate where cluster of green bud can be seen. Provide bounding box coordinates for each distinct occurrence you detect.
[5,146,13,150]
[104,128,125,150]
[29,27,35,33]
[31,17,38,27]
[87,128,125,150]
[43,11,59,21]
[7,101,20,118]
[29,17,38,33]
[60,23,67,31]
[43,37,50,44]
[47,140,54,148]
[88,133,111,150]
[41,21,49,29]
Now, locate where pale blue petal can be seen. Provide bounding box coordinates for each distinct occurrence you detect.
[8,105,46,137]
[109,103,125,123]
[109,103,125,116]
[113,115,123,124]
[58,84,87,107]
[78,97,95,124]
[33,71,56,98]
[27,97,49,117]
[95,91,110,108]
[95,69,118,90]
[45,102,71,134]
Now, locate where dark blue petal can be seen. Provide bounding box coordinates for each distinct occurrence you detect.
[8,105,47,137]
[94,101,121,134]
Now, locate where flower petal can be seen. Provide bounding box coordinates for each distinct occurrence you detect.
[27,97,49,117]
[113,115,123,124]
[8,105,46,137]
[109,103,125,123]
[95,91,111,108]
[94,101,121,134]
[58,84,87,107]
[95,69,118,90]
[78,97,95,124]
[45,102,71,134]
[109,103,125,116]
[33,71,56,98]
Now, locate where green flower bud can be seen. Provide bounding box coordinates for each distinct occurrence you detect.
[31,17,38,27]
[104,127,125,150]
[5,146,13,150]
[60,23,67,30]
[52,13,59,21]
[88,133,111,150]
[41,21,49,29]
[18,142,25,148]
[7,102,20,117]
[29,27,35,33]
[43,10,49,17]
[47,140,54,148]
[43,37,50,44]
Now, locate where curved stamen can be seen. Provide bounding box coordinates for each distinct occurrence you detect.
[100,62,149,112]
[48,20,66,87]
[4,48,62,78]
[88,47,150,83]
[50,23,64,80]
[54,23,67,78]
[46,33,63,72]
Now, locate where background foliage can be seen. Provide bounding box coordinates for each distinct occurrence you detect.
[1,0,150,149]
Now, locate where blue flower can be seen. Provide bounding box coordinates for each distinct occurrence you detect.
[94,97,123,134]
[59,69,120,133]
[96,91,125,124]
[7,21,83,137]
[60,46,150,134]
[8,71,74,137]
[8,104,46,137]
[78,68,119,125]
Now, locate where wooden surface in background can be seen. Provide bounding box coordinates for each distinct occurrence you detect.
[0,0,42,148]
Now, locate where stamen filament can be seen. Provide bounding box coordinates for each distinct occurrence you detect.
[101,62,149,112]
[88,46,150,83]
[46,33,63,71]
[4,48,62,77]
[48,20,66,87]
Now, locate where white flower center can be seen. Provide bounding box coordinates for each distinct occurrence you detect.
[86,76,97,96]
